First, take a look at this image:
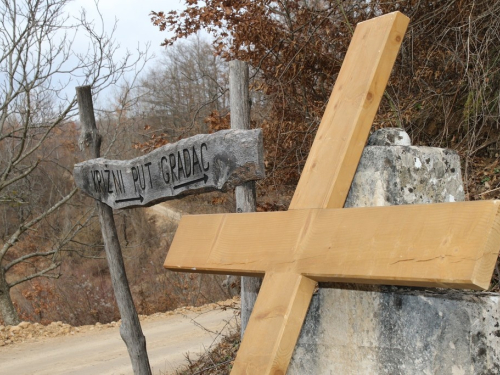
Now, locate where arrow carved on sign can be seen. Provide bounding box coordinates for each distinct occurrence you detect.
[115,194,144,204]
[173,174,208,190]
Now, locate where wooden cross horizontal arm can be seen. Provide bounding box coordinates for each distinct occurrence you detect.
[165,200,500,290]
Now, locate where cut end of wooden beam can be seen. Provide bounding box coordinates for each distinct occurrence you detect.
[358,11,410,26]
[164,213,224,271]
[472,200,500,289]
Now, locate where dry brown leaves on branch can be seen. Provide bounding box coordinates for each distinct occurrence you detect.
[152,0,500,197]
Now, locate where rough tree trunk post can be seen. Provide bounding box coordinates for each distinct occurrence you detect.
[76,86,152,375]
[229,60,259,338]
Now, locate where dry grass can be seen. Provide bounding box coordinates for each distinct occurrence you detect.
[175,330,240,375]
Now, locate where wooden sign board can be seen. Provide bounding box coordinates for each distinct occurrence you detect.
[164,12,500,375]
[73,129,264,209]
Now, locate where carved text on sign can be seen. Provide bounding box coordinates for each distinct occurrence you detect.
[74,129,264,209]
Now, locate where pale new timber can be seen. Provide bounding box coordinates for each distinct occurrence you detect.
[166,11,411,375]
[165,201,500,290]
[290,11,410,210]
[162,11,500,375]
[231,273,316,374]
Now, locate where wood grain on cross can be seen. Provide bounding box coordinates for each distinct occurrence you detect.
[164,12,500,375]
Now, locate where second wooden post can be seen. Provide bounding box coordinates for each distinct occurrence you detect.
[229,60,260,337]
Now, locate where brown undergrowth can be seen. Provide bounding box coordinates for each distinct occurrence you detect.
[6,194,236,326]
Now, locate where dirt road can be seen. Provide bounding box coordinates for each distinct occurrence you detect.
[0,306,238,375]
[149,204,183,222]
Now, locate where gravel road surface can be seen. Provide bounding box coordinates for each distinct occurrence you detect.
[0,304,238,375]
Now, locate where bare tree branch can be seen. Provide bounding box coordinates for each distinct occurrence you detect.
[0,0,150,327]
[5,250,57,271]
[0,187,77,261]
[8,262,61,289]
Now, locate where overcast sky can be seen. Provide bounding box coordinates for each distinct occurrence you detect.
[67,0,184,59]
[58,0,187,104]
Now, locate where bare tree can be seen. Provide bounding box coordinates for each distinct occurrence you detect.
[0,0,148,325]
[138,36,229,141]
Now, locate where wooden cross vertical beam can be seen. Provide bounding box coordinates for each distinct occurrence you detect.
[164,11,498,375]
[230,12,409,374]
[290,12,409,211]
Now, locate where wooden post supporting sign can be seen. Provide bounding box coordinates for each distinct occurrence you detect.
[76,86,152,375]
[74,92,265,373]
[164,12,500,375]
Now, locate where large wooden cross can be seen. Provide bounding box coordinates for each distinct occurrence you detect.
[164,12,500,374]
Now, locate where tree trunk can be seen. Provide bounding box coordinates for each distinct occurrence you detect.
[76,85,152,375]
[0,267,19,326]
[229,60,261,338]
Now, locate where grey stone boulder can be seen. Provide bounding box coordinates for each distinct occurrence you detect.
[288,128,498,375]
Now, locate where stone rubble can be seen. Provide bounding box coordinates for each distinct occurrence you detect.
[0,297,239,348]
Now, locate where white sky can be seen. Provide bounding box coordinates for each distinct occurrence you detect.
[67,0,184,59]
[59,0,187,104]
